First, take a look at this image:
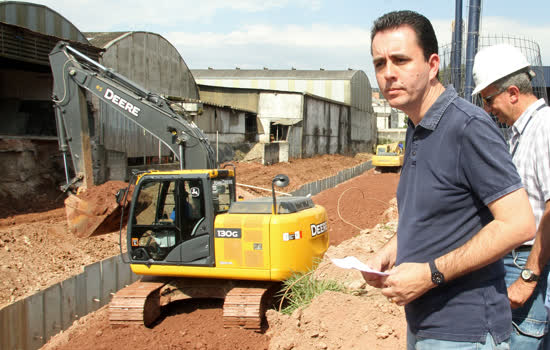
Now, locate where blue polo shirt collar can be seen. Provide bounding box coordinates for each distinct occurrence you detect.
[417,85,458,131]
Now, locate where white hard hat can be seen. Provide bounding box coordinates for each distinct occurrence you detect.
[472,44,531,95]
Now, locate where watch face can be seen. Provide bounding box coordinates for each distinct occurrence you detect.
[520,269,539,282]
[432,272,444,285]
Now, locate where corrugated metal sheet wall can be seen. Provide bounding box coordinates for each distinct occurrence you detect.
[96,100,172,158]
[100,32,199,99]
[95,32,200,158]
[193,70,373,113]
[0,22,101,66]
[0,1,89,43]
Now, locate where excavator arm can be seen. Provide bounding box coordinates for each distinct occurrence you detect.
[48,41,217,237]
[49,41,216,188]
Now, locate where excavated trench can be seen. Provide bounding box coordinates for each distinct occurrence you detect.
[0,154,402,349]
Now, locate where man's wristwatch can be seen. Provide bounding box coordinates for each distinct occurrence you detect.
[520,268,539,282]
[429,260,445,286]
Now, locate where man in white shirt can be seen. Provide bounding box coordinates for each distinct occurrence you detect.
[473,43,550,349]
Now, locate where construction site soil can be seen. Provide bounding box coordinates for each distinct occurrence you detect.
[0,154,404,349]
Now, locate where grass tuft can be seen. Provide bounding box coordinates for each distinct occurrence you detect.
[276,271,344,315]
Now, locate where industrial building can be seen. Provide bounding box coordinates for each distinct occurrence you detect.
[83,31,255,180]
[192,68,376,160]
[0,1,103,210]
[0,2,254,208]
[372,90,407,130]
[372,90,407,144]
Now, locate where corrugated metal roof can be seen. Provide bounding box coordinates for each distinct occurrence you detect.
[88,31,199,99]
[198,83,304,95]
[197,83,350,107]
[192,69,361,80]
[0,21,102,66]
[85,31,132,48]
[167,95,257,114]
[0,1,89,44]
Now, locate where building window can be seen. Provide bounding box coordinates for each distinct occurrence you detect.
[270,122,289,142]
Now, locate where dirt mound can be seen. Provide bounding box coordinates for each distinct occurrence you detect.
[267,291,404,350]
[75,181,129,215]
[0,207,66,227]
[267,204,405,350]
[0,217,122,307]
[65,181,133,237]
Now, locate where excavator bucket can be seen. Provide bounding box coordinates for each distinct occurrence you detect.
[64,181,130,238]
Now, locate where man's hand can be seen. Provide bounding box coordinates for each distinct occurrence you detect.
[507,278,537,309]
[381,262,433,306]
[361,253,393,288]
[362,235,397,289]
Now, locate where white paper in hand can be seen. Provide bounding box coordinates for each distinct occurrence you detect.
[331,256,389,276]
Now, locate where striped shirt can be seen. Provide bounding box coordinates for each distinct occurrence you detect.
[509,99,550,245]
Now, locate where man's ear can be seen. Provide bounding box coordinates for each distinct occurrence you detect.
[507,86,520,104]
[428,53,440,80]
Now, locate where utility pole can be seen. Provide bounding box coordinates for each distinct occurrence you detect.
[451,0,463,93]
[464,0,481,102]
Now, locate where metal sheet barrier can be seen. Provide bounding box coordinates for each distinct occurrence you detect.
[0,254,139,350]
[0,160,372,350]
[290,160,372,197]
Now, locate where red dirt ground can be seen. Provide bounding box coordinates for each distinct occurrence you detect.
[0,154,403,349]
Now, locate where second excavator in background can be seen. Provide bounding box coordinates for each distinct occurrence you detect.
[372,141,404,172]
[49,41,329,329]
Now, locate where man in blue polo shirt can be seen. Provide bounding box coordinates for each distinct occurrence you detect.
[361,10,536,349]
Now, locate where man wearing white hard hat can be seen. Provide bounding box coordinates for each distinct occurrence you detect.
[474,43,550,349]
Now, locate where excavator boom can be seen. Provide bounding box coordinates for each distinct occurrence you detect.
[49,41,217,237]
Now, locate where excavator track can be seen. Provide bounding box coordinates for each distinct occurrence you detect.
[223,285,271,330]
[109,278,167,326]
[109,278,277,330]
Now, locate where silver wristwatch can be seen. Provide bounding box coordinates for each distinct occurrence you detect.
[520,268,539,282]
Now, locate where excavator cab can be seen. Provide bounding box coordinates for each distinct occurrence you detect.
[127,170,235,266]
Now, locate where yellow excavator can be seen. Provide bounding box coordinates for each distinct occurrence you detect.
[372,141,404,171]
[49,42,329,329]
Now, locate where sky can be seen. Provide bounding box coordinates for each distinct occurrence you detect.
[12,0,550,87]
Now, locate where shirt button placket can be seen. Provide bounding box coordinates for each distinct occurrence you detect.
[411,133,419,166]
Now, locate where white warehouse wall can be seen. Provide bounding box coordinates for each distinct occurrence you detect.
[257,92,303,143]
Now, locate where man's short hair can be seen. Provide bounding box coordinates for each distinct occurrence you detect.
[493,71,534,95]
[371,10,438,62]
